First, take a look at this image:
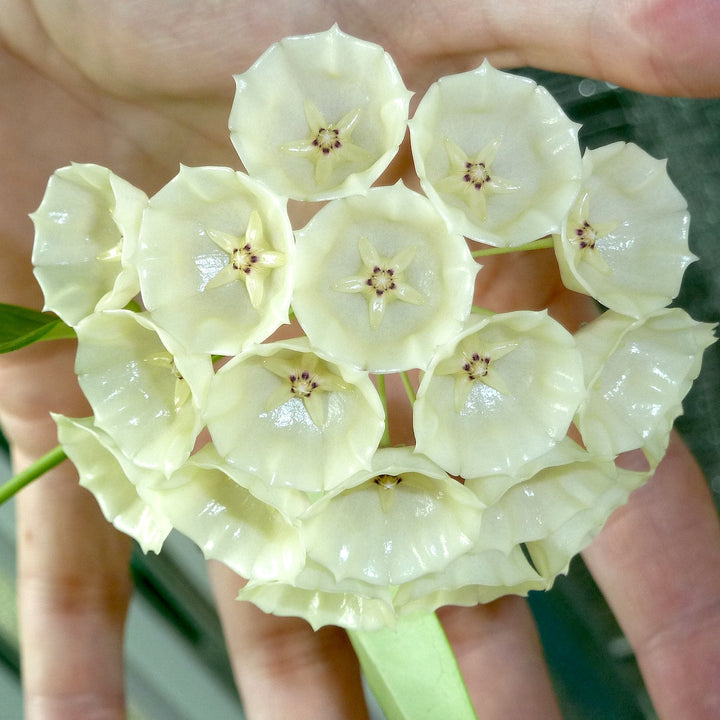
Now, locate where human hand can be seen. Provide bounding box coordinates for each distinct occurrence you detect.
[1,3,719,719]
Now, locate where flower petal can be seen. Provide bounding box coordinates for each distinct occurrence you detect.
[136,165,294,355]
[229,25,412,201]
[293,183,478,372]
[410,60,582,246]
[574,308,717,467]
[554,142,695,317]
[301,447,484,585]
[204,338,385,492]
[31,163,147,326]
[414,310,585,478]
[53,414,171,553]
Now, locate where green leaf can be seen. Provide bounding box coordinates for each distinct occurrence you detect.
[0,302,75,354]
[349,612,478,720]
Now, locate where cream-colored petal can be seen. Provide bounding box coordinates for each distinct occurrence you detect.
[394,545,546,614]
[301,447,484,585]
[575,308,717,467]
[74,310,212,475]
[155,450,306,581]
[230,26,411,201]
[31,163,147,326]
[205,338,385,492]
[414,310,585,478]
[554,143,695,317]
[53,414,171,554]
[410,60,582,246]
[293,183,478,372]
[136,165,294,355]
[238,560,396,631]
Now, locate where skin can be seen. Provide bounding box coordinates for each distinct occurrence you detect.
[1,2,719,718]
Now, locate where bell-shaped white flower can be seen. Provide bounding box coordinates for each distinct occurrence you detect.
[410,60,582,247]
[467,439,645,577]
[151,445,306,581]
[394,545,546,615]
[204,338,385,492]
[574,308,717,468]
[554,142,695,317]
[300,447,484,586]
[292,182,478,372]
[229,25,412,201]
[31,163,147,326]
[414,310,585,478]
[74,310,213,475]
[238,560,397,631]
[136,165,294,355]
[53,414,171,553]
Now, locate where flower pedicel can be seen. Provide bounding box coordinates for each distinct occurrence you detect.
[29,27,716,633]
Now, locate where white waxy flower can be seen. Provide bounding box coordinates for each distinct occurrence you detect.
[238,560,397,631]
[292,183,478,372]
[229,25,412,201]
[467,439,645,577]
[53,414,171,554]
[204,338,385,492]
[410,60,582,246]
[31,163,147,326]
[394,545,546,615]
[300,447,484,586]
[136,165,294,355]
[74,310,212,475]
[574,308,717,468]
[151,446,306,581]
[554,142,695,317]
[414,311,585,478]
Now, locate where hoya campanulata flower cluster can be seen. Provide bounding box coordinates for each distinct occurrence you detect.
[32,27,715,630]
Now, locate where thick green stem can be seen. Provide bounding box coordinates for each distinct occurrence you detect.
[471,236,554,258]
[0,444,67,505]
[376,374,391,448]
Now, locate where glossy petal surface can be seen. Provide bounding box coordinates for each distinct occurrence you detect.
[301,448,483,585]
[74,310,212,474]
[53,414,171,553]
[293,183,478,372]
[410,60,582,246]
[554,142,695,317]
[204,338,385,491]
[155,448,306,581]
[136,165,294,355]
[230,25,411,200]
[414,311,585,477]
[575,308,717,467]
[31,163,147,326]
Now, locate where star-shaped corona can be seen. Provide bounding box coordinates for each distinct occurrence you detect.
[565,192,616,274]
[435,137,520,222]
[205,210,286,308]
[332,236,425,330]
[261,351,350,429]
[281,100,370,186]
[433,336,520,412]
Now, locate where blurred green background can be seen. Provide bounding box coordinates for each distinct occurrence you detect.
[1,72,718,719]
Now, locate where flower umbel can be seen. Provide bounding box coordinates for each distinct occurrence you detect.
[333,236,425,330]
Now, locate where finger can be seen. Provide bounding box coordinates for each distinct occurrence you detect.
[207,561,369,720]
[438,598,562,720]
[582,432,720,719]
[16,448,133,720]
